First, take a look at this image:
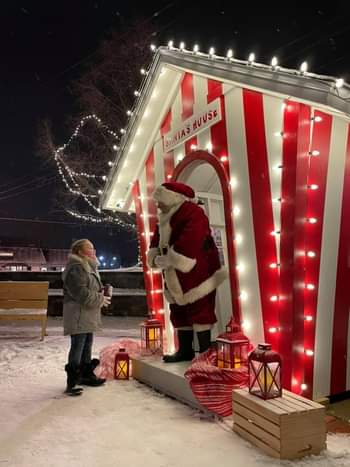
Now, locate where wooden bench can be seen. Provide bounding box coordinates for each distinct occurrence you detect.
[0,281,49,340]
[232,387,326,460]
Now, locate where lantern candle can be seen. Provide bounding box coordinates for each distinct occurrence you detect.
[148,327,156,341]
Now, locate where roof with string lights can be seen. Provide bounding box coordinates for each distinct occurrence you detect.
[101,43,350,211]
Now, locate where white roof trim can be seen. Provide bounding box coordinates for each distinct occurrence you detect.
[102,63,183,211]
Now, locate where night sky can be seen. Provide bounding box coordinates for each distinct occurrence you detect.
[1,1,350,262]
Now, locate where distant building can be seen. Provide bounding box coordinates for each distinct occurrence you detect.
[0,247,69,271]
[42,249,70,271]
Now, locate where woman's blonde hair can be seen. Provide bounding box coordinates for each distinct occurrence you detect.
[71,239,90,256]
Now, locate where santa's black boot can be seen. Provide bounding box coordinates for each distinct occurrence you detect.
[80,361,106,386]
[163,330,195,363]
[197,330,211,353]
[64,364,83,396]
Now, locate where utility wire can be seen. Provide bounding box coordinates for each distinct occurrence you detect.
[0,176,58,201]
[0,173,55,195]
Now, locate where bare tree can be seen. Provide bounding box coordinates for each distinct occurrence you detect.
[37,20,155,230]
[74,22,153,130]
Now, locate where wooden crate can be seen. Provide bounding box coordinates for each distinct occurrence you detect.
[232,387,326,460]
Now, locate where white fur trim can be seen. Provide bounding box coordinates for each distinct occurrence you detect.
[153,185,188,208]
[164,267,228,306]
[164,268,184,304]
[170,325,212,331]
[168,246,196,273]
[147,247,160,268]
[163,288,175,304]
[183,268,228,304]
[193,324,213,331]
[157,202,184,252]
[67,254,92,273]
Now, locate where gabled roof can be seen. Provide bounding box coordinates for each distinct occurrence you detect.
[101,45,350,212]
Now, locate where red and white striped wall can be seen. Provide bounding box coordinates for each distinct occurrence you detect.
[131,70,350,399]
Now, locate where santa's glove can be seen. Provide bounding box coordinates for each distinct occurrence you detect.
[154,255,170,270]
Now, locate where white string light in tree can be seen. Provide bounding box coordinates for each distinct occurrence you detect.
[53,114,136,229]
[66,209,134,228]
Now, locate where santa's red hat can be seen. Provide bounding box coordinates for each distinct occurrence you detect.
[153,182,195,207]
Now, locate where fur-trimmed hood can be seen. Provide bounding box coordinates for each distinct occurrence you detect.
[63,254,100,278]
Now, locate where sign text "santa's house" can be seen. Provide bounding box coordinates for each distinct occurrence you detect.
[163,99,222,152]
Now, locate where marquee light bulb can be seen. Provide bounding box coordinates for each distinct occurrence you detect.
[248,53,255,63]
[271,56,278,67]
[300,61,308,73]
[310,150,320,156]
[336,78,344,88]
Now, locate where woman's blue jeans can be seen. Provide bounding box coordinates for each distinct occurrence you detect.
[68,333,93,367]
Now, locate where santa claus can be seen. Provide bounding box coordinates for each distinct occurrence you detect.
[147,181,228,362]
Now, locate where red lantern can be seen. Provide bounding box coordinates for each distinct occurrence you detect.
[140,319,163,355]
[114,348,130,380]
[216,318,249,369]
[216,337,249,369]
[248,343,282,400]
[225,317,241,334]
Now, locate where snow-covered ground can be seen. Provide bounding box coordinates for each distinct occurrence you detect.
[0,317,349,467]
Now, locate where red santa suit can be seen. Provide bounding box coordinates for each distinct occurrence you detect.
[147,182,228,330]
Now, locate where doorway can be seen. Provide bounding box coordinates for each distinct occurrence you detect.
[172,150,239,339]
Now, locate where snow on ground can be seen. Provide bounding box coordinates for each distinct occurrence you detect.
[0,317,349,467]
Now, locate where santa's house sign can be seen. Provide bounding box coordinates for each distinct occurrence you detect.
[163,98,222,152]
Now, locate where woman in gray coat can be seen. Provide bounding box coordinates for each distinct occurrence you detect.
[63,239,111,396]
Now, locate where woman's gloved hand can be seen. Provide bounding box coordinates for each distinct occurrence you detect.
[102,296,112,307]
